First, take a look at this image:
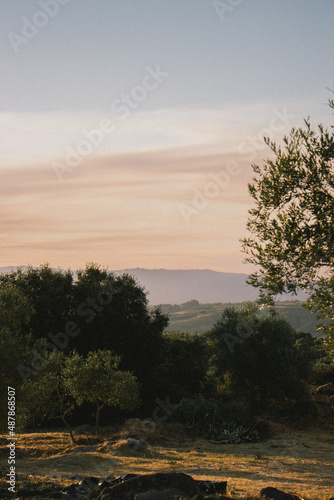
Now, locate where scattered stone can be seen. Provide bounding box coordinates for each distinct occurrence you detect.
[73,493,90,500]
[126,438,149,450]
[196,479,227,494]
[70,474,84,481]
[18,489,62,499]
[98,480,112,489]
[122,473,141,481]
[13,471,313,500]
[123,418,157,440]
[79,476,100,488]
[134,489,190,499]
[61,484,79,496]
[108,477,123,487]
[104,472,200,500]
[127,437,140,449]
[97,487,113,499]
[260,486,302,499]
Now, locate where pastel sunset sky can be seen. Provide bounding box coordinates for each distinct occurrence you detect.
[1,0,333,272]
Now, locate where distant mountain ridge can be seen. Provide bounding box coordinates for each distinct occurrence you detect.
[113,268,258,305]
[0,266,309,305]
[113,268,309,305]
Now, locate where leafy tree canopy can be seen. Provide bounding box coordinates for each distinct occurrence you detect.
[18,351,76,441]
[62,350,140,433]
[0,263,169,408]
[0,264,74,339]
[0,285,43,431]
[241,118,334,345]
[209,304,310,405]
[157,330,209,400]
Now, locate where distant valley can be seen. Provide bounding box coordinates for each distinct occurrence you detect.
[0,266,316,335]
[155,300,320,336]
[0,266,310,305]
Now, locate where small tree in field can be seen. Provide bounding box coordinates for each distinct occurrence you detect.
[63,350,140,434]
[19,351,77,443]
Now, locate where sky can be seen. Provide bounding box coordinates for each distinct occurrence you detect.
[1,0,333,273]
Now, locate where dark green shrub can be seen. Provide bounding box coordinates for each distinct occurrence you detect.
[174,397,259,443]
[209,304,310,407]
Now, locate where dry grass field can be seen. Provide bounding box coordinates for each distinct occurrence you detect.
[1,420,334,499]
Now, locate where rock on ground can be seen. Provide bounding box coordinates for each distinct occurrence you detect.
[97,472,200,500]
[260,486,303,500]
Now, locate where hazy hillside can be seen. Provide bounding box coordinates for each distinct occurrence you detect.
[156,300,320,336]
[0,267,310,306]
[114,268,310,305]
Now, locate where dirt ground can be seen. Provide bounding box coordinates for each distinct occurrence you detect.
[1,421,334,499]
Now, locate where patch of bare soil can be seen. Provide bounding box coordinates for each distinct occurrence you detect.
[1,421,334,499]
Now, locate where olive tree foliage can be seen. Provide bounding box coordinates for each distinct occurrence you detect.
[241,118,334,346]
[62,350,140,434]
[19,351,77,442]
[329,89,334,111]
[20,350,140,438]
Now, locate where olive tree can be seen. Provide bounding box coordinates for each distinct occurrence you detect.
[19,352,76,442]
[241,119,334,347]
[62,350,140,434]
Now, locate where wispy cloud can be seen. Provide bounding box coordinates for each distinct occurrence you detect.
[0,101,305,168]
[0,100,306,271]
[0,145,255,271]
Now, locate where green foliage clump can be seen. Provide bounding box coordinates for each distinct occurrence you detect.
[0,263,168,413]
[209,303,310,406]
[18,351,76,440]
[156,330,209,400]
[0,284,43,432]
[62,350,140,434]
[19,349,140,438]
[174,397,259,443]
[241,118,334,345]
[311,356,334,385]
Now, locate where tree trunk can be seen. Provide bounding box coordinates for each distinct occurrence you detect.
[57,415,76,444]
[95,403,104,435]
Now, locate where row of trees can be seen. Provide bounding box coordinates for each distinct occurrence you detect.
[0,264,168,422]
[0,261,332,435]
